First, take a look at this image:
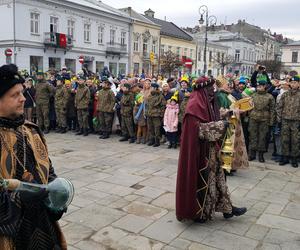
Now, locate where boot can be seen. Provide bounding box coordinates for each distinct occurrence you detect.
[160,135,166,143]
[173,143,177,149]
[168,143,172,149]
[153,138,160,147]
[83,129,89,136]
[147,139,155,146]
[101,132,109,139]
[55,127,62,133]
[248,150,256,161]
[44,128,49,134]
[75,127,80,133]
[141,137,146,144]
[60,127,67,134]
[279,156,289,166]
[129,137,135,143]
[136,137,141,144]
[291,158,298,168]
[258,152,265,163]
[76,128,83,135]
[223,206,247,219]
[119,136,129,142]
[98,131,103,135]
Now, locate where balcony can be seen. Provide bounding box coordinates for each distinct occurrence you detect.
[44,32,73,49]
[106,42,127,55]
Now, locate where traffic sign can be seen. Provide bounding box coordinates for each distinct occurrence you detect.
[5,48,13,57]
[79,55,84,64]
[150,52,155,63]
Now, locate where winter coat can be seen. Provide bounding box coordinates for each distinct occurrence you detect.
[75,85,90,110]
[120,92,135,117]
[97,87,115,113]
[146,90,166,117]
[164,103,179,132]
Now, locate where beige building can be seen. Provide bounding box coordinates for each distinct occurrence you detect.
[281,41,300,74]
[120,7,161,76]
[144,9,197,76]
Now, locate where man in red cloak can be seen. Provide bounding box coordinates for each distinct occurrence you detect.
[176,76,247,223]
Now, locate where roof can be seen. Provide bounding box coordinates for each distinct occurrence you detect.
[284,41,300,46]
[64,0,131,19]
[143,15,193,41]
[119,7,158,26]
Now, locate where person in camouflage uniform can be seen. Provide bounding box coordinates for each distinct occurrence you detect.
[75,75,90,136]
[119,83,136,143]
[35,71,54,134]
[97,77,115,139]
[146,83,166,147]
[54,75,69,133]
[248,79,275,162]
[276,76,300,167]
[178,91,191,131]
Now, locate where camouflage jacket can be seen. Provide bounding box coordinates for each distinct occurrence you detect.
[55,85,69,110]
[75,85,90,110]
[249,91,275,125]
[178,96,190,124]
[277,90,300,121]
[146,91,166,117]
[97,88,115,113]
[120,92,135,117]
[35,81,54,104]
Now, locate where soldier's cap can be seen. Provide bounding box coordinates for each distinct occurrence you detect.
[56,75,64,81]
[36,70,44,76]
[0,64,25,98]
[151,82,160,89]
[101,76,108,82]
[290,75,300,82]
[77,75,86,80]
[123,83,131,89]
[257,80,267,86]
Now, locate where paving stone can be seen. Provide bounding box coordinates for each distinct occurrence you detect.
[264,228,300,244]
[134,186,166,199]
[71,196,95,208]
[75,240,107,250]
[282,182,300,193]
[124,194,140,201]
[180,224,214,243]
[281,202,300,220]
[64,203,125,231]
[221,215,253,236]
[140,176,176,192]
[96,194,121,206]
[258,243,281,250]
[103,172,147,187]
[112,214,154,233]
[245,224,270,241]
[202,230,258,250]
[109,198,131,209]
[63,222,95,245]
[257,213,300,234]
[91,226,128,246]
[264,203,285,215]
[188,243,219,250]
[162,246,180,250]
[141,212,191,244]
[281,241,300,250]
[151,192,175,210]
[169,238,191,249]
[123,202,168,220]
[246,188,290,205]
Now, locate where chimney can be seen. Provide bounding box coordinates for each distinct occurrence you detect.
[144,8,155,18]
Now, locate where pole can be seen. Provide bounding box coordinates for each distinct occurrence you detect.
[13,0,17,65]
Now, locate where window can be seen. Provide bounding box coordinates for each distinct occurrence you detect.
[235,49,240,62]
[198,50,202,61]
[152,40,157,54]
[65,59,76,73]
[98,26,104,44]
[168,46,172,52]
[209,51,212,62]
[67,20,75,38]
[49,57,61,71]
[96,61,104,73]
[84,23,91,42]
[109,29,116,45]
[160,45,165,55]
[177,47,180,56]
[292,52,298,63]
[109,62,117,76]
[119,63,126,75]
[30,12,40,34]
[30,56,43,74]
[190,49,193,58]
[217,52,220,62]
[184,48,188,57]
[121,31,126,46]
[133,63,139,75]
[50,16,59,33]
[133,36,139,52]
[143,38,148,53]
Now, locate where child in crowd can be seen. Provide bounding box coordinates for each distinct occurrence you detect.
[133,93,147,144]
[164,94,179,148]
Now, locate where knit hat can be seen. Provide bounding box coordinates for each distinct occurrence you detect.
[257,75,268,85]
[239,76,246,84]
[56,75,64,81]
[290,75,300,82]
[0,64,25,98]
[151,82,160,89]
[77,75,86,80]
[36,70,44,76]
[123,83,131,89]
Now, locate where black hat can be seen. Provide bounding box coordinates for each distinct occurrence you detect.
[151,82,160,89]
[0,64,25,98]
[56,75,64,81]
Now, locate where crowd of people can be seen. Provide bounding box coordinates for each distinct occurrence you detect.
[21,65,300,167]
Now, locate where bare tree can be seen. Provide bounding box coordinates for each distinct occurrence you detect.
[160,50,182,77]
[213,54,234,75]
[257,60,283,78]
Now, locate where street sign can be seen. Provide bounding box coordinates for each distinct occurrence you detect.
[5,48,13,57]
[79,55,84,64]
[150,52,155,63]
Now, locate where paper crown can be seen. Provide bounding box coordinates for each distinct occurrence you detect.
[180,75,189,83]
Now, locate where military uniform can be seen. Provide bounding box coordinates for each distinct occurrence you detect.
[97,87,115,138]
[276,89,300,165]
[119,91,135,142]
[55,84,69,133]
[75,84,90,135]
[35,81,54,132]
[146,89,166,146]
[248,90,275,161]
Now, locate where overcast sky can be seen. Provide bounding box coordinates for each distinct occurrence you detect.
[103,0,299,40]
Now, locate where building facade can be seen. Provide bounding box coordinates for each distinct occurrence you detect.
[144,9,197,76]
[120,7,160,76]
[0,0,132,75]
[281,41,300,74]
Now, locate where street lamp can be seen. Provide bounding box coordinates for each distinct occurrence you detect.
[198,5,217,76]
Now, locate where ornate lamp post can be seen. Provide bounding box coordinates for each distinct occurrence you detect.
[198,5,217,75]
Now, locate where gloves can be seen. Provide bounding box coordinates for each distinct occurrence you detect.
[19,188,49,204]
[47,207,67,222]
